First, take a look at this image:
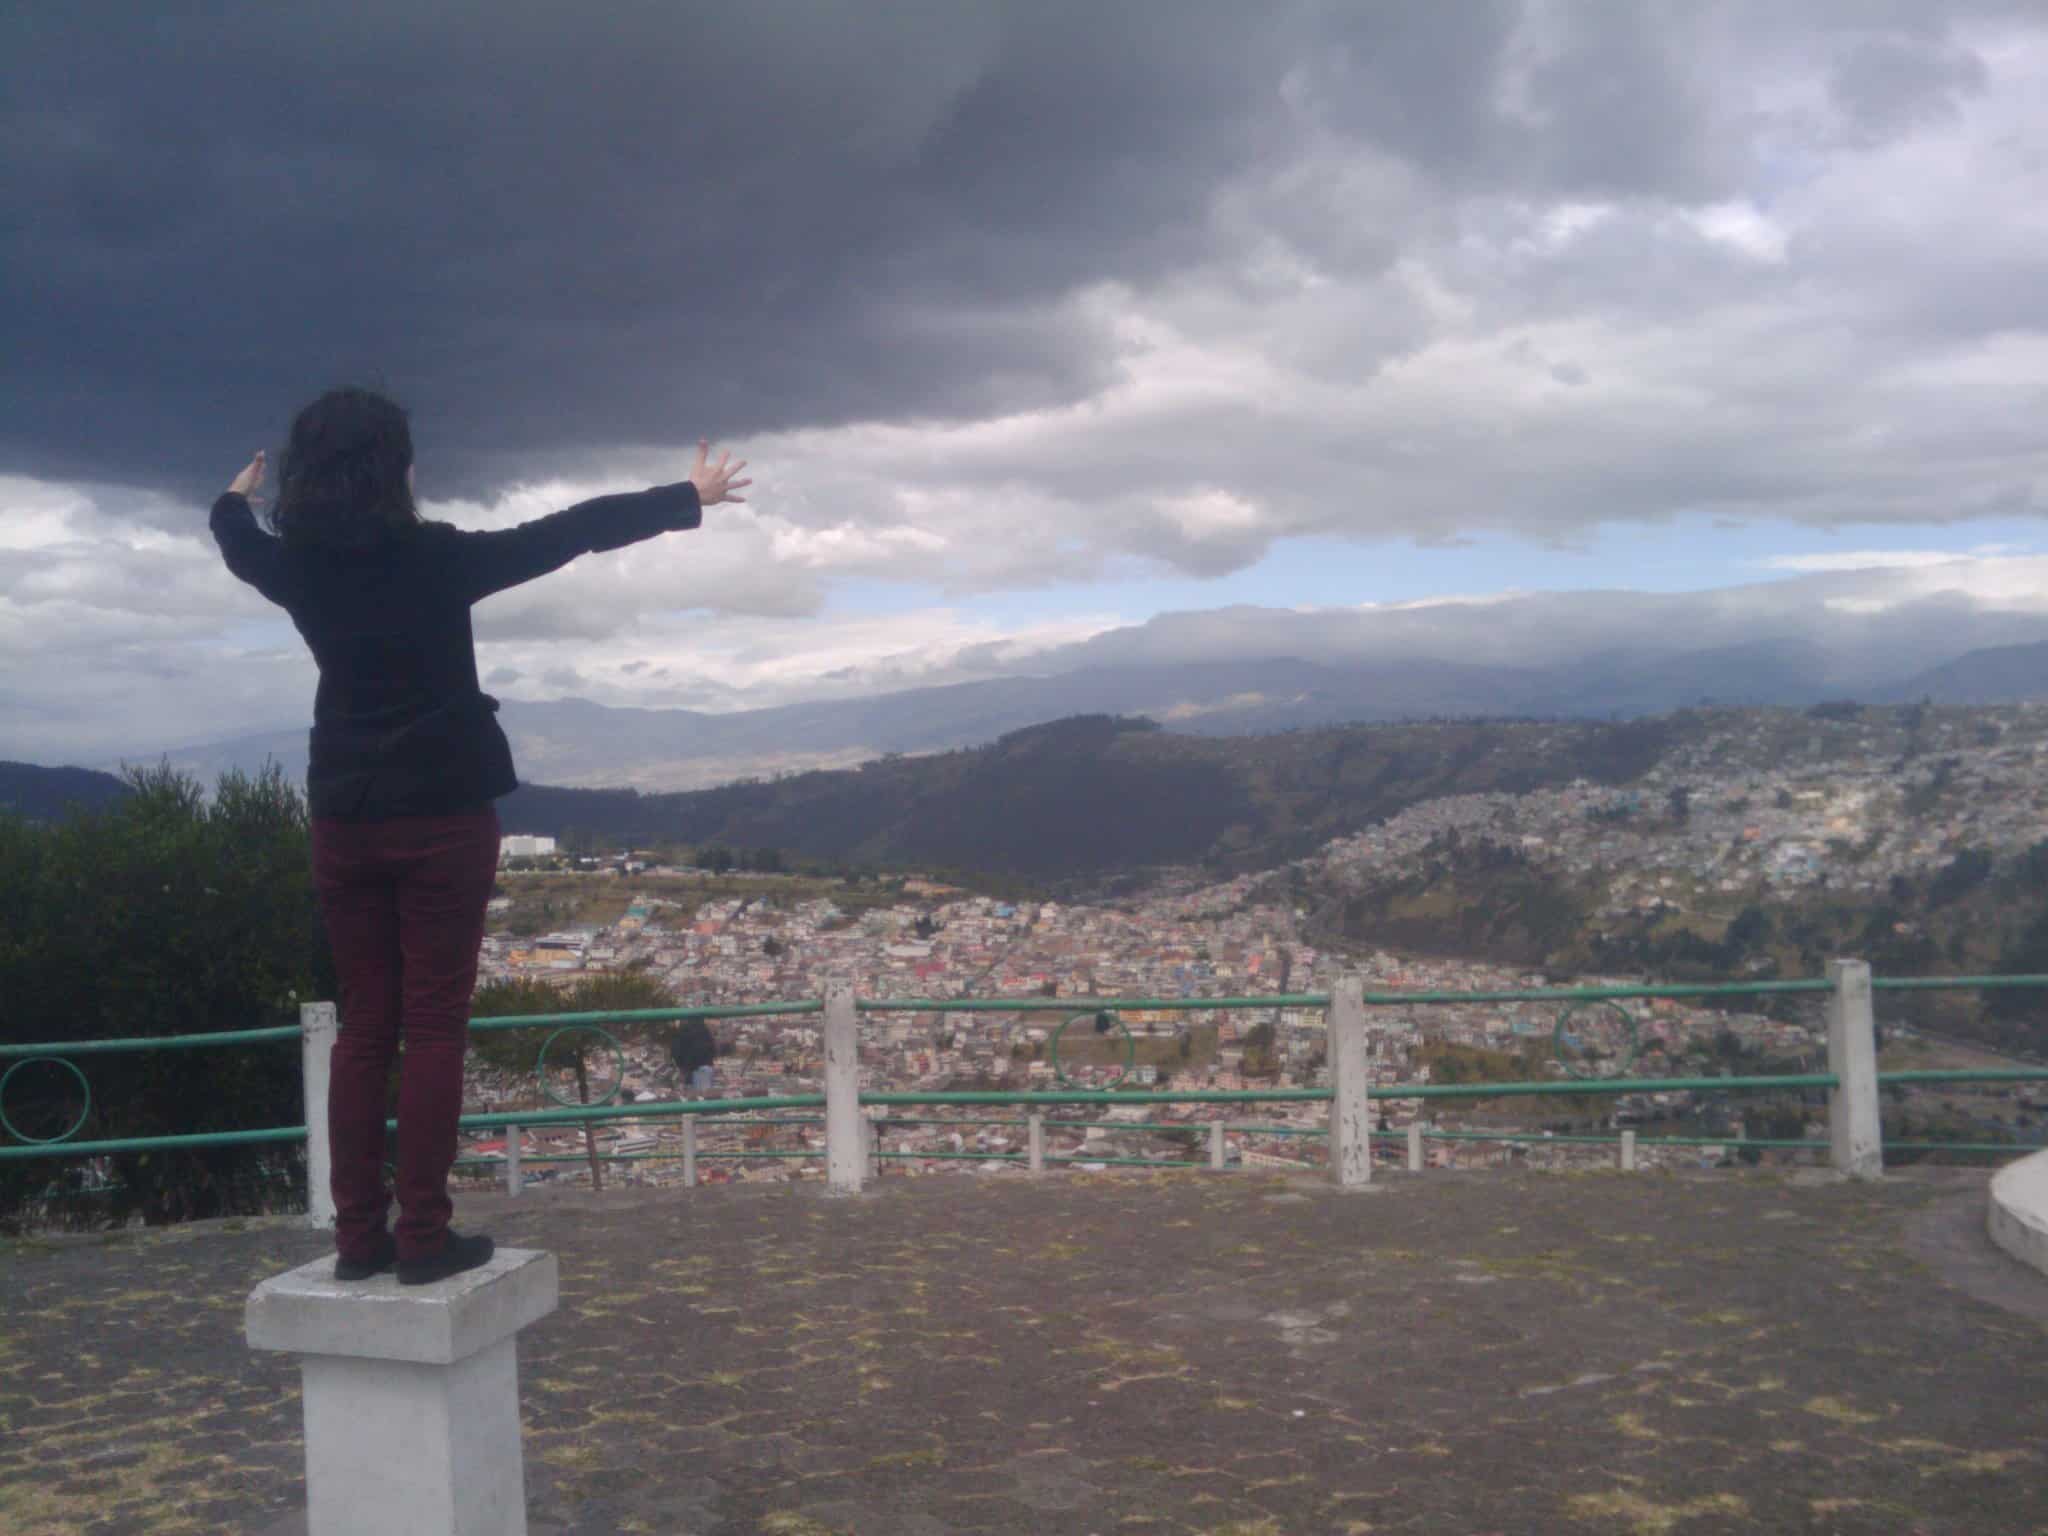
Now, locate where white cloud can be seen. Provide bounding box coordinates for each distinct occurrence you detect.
[1762,550,1983,572]
[1683,201,1789,262]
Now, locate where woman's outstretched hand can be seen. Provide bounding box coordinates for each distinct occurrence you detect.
[688,439,750,506]
[226,450,266,503]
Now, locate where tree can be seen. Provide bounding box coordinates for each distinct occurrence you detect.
[1725,905,1773,957]
[1240,1021,1278,1077]
[1928,847,1993,907]
[470,970,681,1192]
[1,761,335,1232]
[469,977,572,1076]
[2014,840,2048,893]
[1666,785,1691,824]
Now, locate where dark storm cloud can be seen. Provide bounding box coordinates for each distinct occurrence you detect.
[0,0,2029,542]
[4,0,1900,507]
[3,0,1320,502]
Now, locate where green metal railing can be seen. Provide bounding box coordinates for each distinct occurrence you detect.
[5,972,2046,1173]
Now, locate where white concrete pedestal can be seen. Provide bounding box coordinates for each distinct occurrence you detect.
[1988,1147,2048,1280]
[247,1249,559,1536]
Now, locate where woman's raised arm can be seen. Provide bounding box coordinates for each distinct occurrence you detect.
[446,439,750,602]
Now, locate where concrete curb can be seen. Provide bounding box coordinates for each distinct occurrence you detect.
[1987,1148,2048,1280]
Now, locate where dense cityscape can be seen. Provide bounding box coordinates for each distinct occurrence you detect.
[458,706,2048,1189]
[1308,704,2048,912]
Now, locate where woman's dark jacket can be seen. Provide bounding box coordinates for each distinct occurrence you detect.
[210,482,702,820]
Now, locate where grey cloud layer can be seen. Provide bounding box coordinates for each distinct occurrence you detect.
[7,1,2047,771]
[10,2,2026,513]
[6,1,1293,500]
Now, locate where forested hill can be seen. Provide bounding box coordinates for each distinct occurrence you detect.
[499,713,1673,880]
[0,761,131,822]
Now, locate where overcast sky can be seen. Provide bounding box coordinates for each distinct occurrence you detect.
[5,2,2047,764]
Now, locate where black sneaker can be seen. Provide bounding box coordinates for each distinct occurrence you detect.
[333,1233,397,1282]
[396,1229,496,1286]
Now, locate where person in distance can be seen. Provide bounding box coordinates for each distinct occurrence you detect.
[211,386,749,1285]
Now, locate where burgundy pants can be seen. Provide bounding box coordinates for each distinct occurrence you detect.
[311,807,500,1264]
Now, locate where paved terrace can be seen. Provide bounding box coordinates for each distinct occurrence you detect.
[2,1167,2045,1536]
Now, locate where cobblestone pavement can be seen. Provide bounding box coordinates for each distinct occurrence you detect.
[2,1166,2045,1535]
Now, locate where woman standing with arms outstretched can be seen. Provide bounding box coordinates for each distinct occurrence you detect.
[212,387,749,1284]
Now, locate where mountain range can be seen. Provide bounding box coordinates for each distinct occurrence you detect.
[99,633,2048,796]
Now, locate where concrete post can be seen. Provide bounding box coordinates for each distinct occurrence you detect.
[681,1116,698,1188]
[1209,1121,1227,1171]
[300,1003,338,1231]
[503,1125,521,1197]
[1328,971,1373,1187]
[1827,958,1883,1179]
[1620,1129,1637,1172]
[247,1249,559,1536]
[823,979,864,1194]
[1027,1113,1045,1174]
[1406,1123,1423,1172]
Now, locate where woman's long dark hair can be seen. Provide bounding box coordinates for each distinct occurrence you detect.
[267,387,423,548]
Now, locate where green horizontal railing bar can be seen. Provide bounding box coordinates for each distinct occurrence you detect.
[860,978,1845,1014]
[0,1125,308,1159]
[0,1026,301,1059]
[1014,1119,1195,1132]
[456,1149,821,1167]
[858,994,1330,1014]
[1876,1069,2048,1085]
[17,972,2042,1065]
[872,1151,1209,1167]
[864,1089,1331,1106]
[1228,1123,1329,1136]
[874,1117,1212,1133]
[0,1077,1843,1159]
[1872,974,2048,991]
[15,971,2043,1063]
[447,1135,2035,1167]
[469,1000,821,1031]
[461,1093,825,1131]
[1376,1073,1836,1099]
[1402,1129,1810,1148]
[1372,980,1840,1005]
[0,1094,829,1161]
[0,1003,822,1061]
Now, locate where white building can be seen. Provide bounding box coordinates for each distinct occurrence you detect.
[501,834,558,860]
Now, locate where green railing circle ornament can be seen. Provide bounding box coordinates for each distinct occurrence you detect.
[1050,1009,1135,1089]
[536,1025,626,1108]
[0,1056,91,1145]
[1553,1000,1639,1080]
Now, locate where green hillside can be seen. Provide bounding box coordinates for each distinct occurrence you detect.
[501,713,1672,881]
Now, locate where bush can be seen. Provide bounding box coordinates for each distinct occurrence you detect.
[0,763,334,1232]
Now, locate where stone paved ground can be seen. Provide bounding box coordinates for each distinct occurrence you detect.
[1,1166,2045,1536]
